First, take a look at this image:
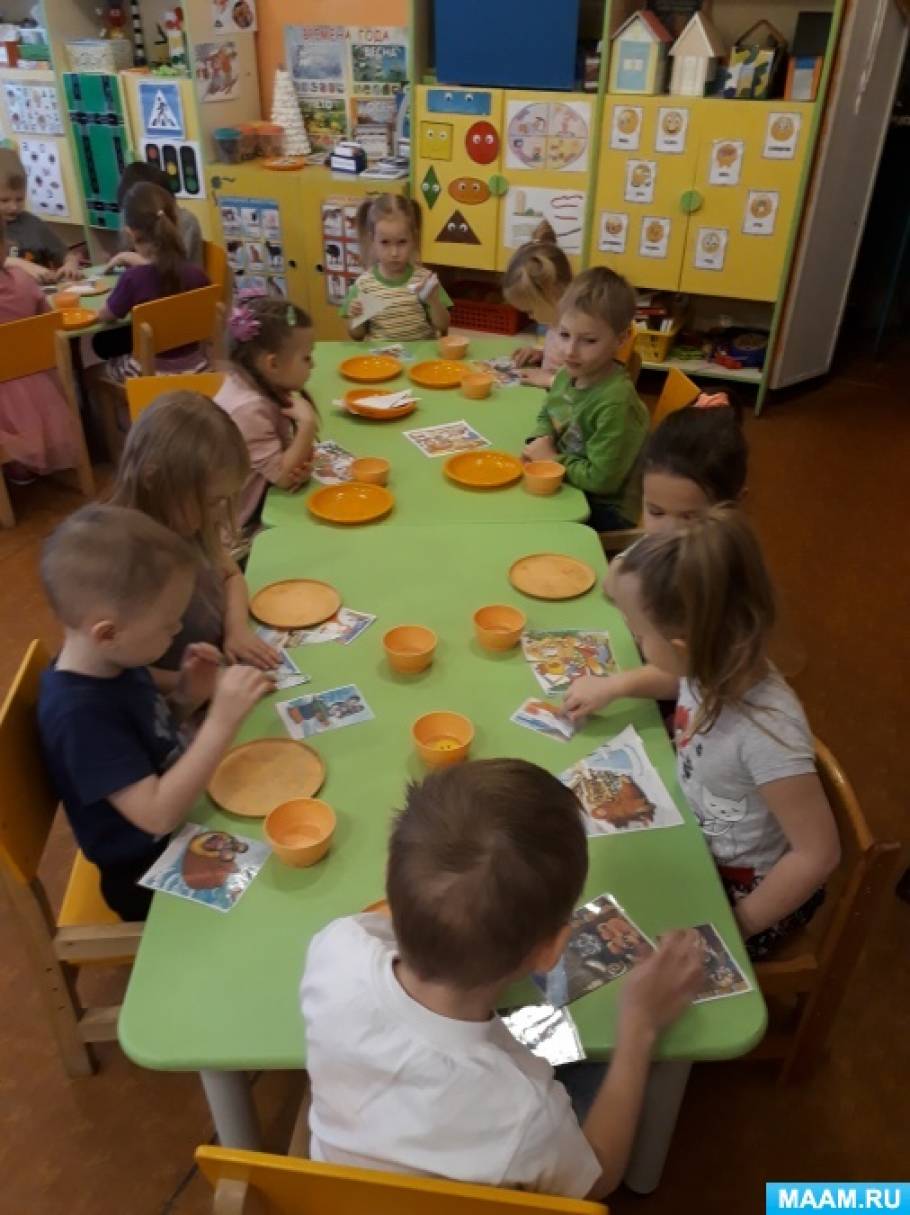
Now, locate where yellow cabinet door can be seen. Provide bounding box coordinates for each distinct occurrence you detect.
[414,85,504,270]
[590,97,696,292]
[680,100,814,302]
[494,90,593,273]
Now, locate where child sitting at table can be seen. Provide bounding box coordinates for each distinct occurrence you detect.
[214,294,318,530]
[564,401,748,721]
[91,181,210,377]
[606,507,840,959]
[522,266,647,532]
[108,391,280,672]
[301,759,703,1200]
[104,160,204,269]
[37,503,272,919]
[343,194,451,342]
[502,220,572,389]
[0,147,83,283]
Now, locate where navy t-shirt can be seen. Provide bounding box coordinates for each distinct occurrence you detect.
[38,665,184,868]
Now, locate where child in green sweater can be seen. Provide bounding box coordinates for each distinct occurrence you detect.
[522,267,648,531]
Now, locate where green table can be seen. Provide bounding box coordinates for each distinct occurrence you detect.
[50,272,120,339]
[119,521,765,1186]
[262,337,590,528]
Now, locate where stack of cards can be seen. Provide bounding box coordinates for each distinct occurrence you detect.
[403,421,490,458]
[521,629,616,696]
[277,683,374,739]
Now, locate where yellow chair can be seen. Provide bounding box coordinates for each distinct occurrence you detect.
[0,310,94,527]
[204,239,232,309]
[196,1146,606,1215]
[751,739,901,1083]
[125,371,226,423]
[131,283,227,377]
[0,640,142,1077]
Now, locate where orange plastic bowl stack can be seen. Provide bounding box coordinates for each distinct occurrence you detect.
[523,460,565,495]
[350,457,390,486]
[473,604,526,651]
[383,625,437,673]
[438,334,470,359]
[51,291,79,310]
[412,711,474,768]
[461,372,494,400]
[264,798,336,867]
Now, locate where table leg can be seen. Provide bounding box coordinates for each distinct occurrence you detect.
[624,1059,691,1195]
[200,1069,261,1149]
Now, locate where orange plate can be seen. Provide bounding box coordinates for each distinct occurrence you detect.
[508,553,597,600]
[408,359,465,389]
[208,738,326,818]
[308,482,394,525]
[444,450,523,489]
[362,898,391,916]
[67,278,114,297]
[261,156,307,171]
[344,388,417,421]
[339,355,403,383]
[250,579,341,628]
[59,308,96,331]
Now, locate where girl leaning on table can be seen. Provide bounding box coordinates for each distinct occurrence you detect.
[502,220,573,389]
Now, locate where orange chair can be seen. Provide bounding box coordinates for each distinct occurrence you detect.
[204,239,232,308]
[125,371,225,423]
[131,283,227,377]
[0,310,94,527]
[0,640,142,1077]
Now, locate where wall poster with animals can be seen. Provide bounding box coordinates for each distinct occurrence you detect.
[218,195,287,297]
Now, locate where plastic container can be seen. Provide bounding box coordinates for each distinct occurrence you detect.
[264,799,336,867]
[66,37,133,72]
[435,0,580,89]
[473,604,526,651]
[523,460,565,496]
[383,626,437,674]
[254,122,285,158]
[236,123,259,160]
[350,457,390,486]
[632,317,683,364]
[412,711,474,768]
[213,127,242,164]
[438,334,469,359]
[450,294,525,335]
[461,373,493,400]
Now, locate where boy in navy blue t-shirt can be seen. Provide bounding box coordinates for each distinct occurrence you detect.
[38,504,271,919]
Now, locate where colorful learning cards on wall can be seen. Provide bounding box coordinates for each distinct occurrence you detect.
[521,629,616,695]
[139,824,270,912]
[219,196,286,296]
[403,420,490,458]
[4,83,62,134]
[277,684,374,740]
[560,725,685,836]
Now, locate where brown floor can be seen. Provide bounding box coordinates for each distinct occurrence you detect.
[1,342,908,1214]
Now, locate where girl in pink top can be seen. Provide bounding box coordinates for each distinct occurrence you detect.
[215,295,318,531]
[0,219,82,482]
[502,221,573,390]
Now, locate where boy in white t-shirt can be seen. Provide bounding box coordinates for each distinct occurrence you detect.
[300,759,703,1201]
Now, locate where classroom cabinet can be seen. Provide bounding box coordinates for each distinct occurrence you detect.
[591,96,814,302]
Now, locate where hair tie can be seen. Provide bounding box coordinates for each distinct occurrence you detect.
[693,391,730,410]
[228,304,261,342]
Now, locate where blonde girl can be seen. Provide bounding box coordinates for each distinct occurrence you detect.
[343,194,451,341]
[610,506,840,959]
[502,221,572,388]
[215,294,318,530]
[108,391,280,674]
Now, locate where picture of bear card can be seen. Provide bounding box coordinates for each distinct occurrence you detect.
[691,924,753,1003]
[139,824,269,912]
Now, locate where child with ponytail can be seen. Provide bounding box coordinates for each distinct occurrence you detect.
[502,221,573,388]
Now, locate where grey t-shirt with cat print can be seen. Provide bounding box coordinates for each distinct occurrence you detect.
[675,673,817,877]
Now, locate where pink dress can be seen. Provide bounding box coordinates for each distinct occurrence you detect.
[0,265,81,474]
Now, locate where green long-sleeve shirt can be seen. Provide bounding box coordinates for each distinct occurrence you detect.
[534,365,648,524]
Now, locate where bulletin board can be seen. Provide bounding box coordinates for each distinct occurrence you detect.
[218,194,287,296]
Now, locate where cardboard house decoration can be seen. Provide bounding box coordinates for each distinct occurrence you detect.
[669,12,726,96]
[608,11,673,95]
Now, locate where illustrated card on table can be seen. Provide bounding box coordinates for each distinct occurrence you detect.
[560,724,685,836]
[403,420,491,458]
[312,440,355,485]
[521,629,616,695]
[510,698,576,741]
[370,342,415,362]
[277,683,374,739]
[271,647,310,690]
[470,356,522,387]
[257,610,376,649]
[691,924,753,1003]
[139,824,270,912]
[534,893,656,1008]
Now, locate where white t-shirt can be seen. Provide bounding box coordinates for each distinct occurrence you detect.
[675,673,817,876]
[300,914,602,1198]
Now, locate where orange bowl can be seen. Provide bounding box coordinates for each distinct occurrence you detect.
[350,456,390,486]
[461,373,493,400]
[383,625,437,673]
[438,335,470,359]
[523,460,565,496]
[264,798,336,867]
[51,291,79,310]
[473,604,527,651]
[412,711,474,768]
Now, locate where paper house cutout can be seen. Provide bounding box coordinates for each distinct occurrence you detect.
[669,13,726,97]
[608,11,673,96]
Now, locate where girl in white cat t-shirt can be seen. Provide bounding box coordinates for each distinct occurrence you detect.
[609,507,841,959]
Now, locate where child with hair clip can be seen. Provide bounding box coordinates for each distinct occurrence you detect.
[215,294,318,530]
[108,391,280,673]
[0,146,83,283]
[608,506,840,959]
[91,181,210,376]
[502,220,572,388]
[342,194,451,341]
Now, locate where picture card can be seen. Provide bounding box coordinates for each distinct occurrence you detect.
[521,629,616,696]
[194,40,241,102]
[560,724,685,836]
[212,0,257,34]
[500,1003,585,1066]
[763,112,801,159]
[510,698,576,742]
[655,106,689,154]
[694,226,728,271]
[624,159,656,205]
[610,104,642,151]
[277,683,374,739]
[598,211,629,255]
[369,342,416,362]
[403,420,490,458]
[312,440,355,484]
[692,924,753,1004]
[299,608,376,646]
[271,647,310,691]
[639,216,671,260]
[534,893,656,1008]
[709,139,744,186]
[139,824,269,913]
[743,190,779,236]
[470,356,521,388]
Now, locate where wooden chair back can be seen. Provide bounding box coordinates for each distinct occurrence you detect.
[131,284,225,376]
[0,308,63,380]
[650,366,700,430]
[125,371,226,423]
[204,240,232,307]
[196,1147,606,1215]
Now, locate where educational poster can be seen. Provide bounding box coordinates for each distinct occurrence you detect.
[219,196,284,295]
[609,104,642,151]
[3,83,62,135]
[194,40,240,102]
[763,112,801,159]
[503,187,585,255]
[743,190,779,236]
[655,106,689,154]
[709,139,744,186]
[505,100,590,173]
[142,140,205,199]
[321,197,361,305]
[301,98,349,152]
[694,226,728,271]
[19,139,68,218]
[351,96,399,160]
[624,159,656,204]
[639,216,670,258]
[350,28,408,98]
[212,0,257,33]
[139,824,269,913]
[599,211,629,255]
[286,25,347,98]
[138,81,184,139]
